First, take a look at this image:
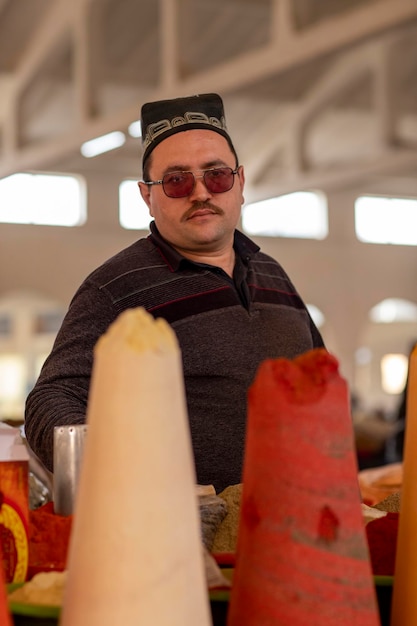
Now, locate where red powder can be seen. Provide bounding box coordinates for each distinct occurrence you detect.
[28,502,72,578]
[366,512,398,576]
[317,505,339,543]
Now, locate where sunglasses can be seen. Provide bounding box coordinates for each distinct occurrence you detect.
[144,166,239,198]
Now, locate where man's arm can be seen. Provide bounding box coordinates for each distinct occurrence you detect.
[24,279,117,472]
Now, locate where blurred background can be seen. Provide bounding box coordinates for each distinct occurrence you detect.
[0,0,416,468]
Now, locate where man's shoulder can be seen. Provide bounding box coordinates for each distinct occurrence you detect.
[234,230,284,270]
[85,236,164,286]
[248,249,287,272]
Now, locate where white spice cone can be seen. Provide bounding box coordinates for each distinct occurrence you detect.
[60,308,212,626]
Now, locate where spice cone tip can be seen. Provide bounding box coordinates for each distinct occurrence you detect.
[96,307,178,355]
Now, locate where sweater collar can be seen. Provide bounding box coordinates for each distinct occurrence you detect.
[148,220,260,272]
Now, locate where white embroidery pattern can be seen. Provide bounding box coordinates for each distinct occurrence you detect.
[143,111,228,151]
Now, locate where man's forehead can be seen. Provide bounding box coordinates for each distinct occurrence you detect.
[150,129,234,169]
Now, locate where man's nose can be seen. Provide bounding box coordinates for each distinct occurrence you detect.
[188,174,212,201]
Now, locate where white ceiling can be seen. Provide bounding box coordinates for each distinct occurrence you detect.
[0,0,416,201]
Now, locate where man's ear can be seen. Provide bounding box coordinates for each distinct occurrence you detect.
[138,181,153,215]
[238,165,245,205]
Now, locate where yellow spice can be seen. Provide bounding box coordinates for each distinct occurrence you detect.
[95,307,178,355]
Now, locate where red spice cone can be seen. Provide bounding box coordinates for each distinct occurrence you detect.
[227,349,380,626]
[0,541,13,626]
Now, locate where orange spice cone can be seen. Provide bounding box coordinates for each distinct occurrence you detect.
[60,308,211,626]
[227,348,380,626]
[391,345,417,625]
[0,542,13,626]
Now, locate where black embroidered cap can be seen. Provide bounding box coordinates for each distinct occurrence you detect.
[140,93,237,166]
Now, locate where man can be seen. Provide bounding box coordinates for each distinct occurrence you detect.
[25,93,324,493]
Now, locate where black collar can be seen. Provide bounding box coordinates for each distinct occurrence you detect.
[148,220,260,272]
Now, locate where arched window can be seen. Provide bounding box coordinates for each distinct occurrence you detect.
[355,299,417,406]
[0,291,65,421]
[369,299,417,394]
[369,299,417,323]
[306,304,325,328]
[381,354,408,394]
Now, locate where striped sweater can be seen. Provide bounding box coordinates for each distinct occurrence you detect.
[25,221,324,492]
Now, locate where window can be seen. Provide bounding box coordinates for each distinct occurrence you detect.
[0,173,86,226]
[34,353,50,381]
[119,180,151,230]
[381,354,408,394]
[242,191,328,239]
[33,311,64,334]
[0,354,26,419]
[306,304,325,328]
[355,195,417,245]
[0,292,67,421]
[369,299,417,323]
[0,314,12,336]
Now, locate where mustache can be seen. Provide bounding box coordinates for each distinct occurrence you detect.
[182,201,224,221]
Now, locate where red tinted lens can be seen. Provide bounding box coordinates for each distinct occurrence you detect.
[162,172,195,198]
[204,168,234,193]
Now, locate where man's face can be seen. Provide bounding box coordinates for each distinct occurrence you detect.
[138,129,245,255]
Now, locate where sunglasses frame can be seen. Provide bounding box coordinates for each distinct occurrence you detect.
[144,166,239,198]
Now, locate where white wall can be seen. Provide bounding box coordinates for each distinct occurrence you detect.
[1,169,416,416]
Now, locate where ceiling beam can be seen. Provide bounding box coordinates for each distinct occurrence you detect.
[177,0,417,95]
[246,147,417,202]
[1,0,417,181]
[159,0,180,88]
[73,0,104,122]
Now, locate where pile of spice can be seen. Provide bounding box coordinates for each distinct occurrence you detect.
[211,484,242,554]
[28,502,72,577]
[366,512,399,576]
[365,490,401,577]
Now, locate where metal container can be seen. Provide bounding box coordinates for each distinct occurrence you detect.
[53,424,88,516]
